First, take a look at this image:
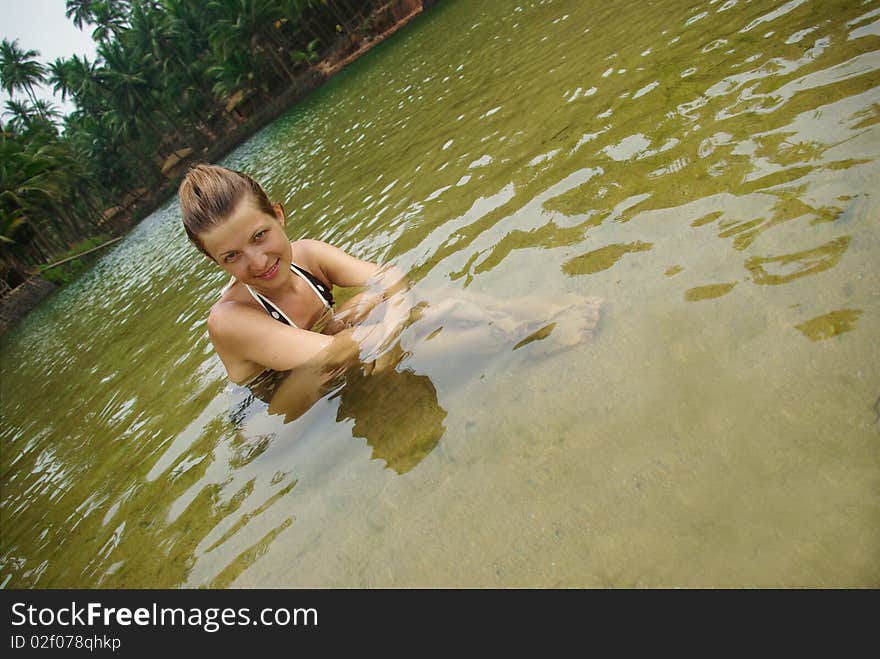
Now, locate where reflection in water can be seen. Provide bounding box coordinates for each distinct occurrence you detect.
[684,282,738,302]
[334,364,446,475]
[209,517,294,588]
[563,241,654,276]
[227,338,448,476]
[745,236,851,285]
[248,290,603,474]
[795,309,863,341]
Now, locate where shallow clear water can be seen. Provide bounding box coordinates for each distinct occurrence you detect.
[2,0,879,587]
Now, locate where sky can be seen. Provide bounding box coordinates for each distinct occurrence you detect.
[1,0,99,117]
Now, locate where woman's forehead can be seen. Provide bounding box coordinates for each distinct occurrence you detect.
[200,201,273,253]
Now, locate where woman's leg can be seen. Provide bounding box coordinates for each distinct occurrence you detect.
[409,288,603,352]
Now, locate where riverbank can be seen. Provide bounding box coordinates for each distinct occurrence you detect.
[94,0,435,233]
[0,0,438,336]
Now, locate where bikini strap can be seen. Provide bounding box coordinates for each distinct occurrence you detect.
[243,285,297,327]
[291,262,334,308]
[239,263,333,326]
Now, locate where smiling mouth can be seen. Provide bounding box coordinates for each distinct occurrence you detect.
[256,259,280,279]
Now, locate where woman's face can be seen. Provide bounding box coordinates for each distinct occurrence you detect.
[199,196,293,291]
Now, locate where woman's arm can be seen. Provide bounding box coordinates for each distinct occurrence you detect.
[298,239,414,351]
[209,239,413,376]
[296,238,381,288]
[208,301,359,374]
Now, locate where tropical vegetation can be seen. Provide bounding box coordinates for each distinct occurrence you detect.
[1,0,420,291]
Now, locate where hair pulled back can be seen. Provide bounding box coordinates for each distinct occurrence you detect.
[179,163,276,258]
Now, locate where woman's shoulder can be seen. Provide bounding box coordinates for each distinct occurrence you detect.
[290,238,331,261]
[291,239,378,287]
[289,239,334,283]
[216,276,250,307]
[207,293,265,341]
[206,298,267,383]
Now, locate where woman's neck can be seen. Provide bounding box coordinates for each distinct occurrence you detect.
[247,265,298,299]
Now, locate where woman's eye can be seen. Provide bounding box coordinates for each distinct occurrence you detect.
[224,253,238,263]
[254,230,267,241]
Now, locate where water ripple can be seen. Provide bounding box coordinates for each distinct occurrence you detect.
[1,0,877,588]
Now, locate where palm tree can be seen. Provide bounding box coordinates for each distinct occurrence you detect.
[125,1,223,140]
[208,0,297,84]
[64,54,101,114]
[69,0,133,44]
[95,40,185,147]
[164,0,215,60]
[65,110,145,195]
[207,49,263,98]
[277,0,325,64]
[65,0,99,31]
[47,58,74,102]
[2,98,61,136]
[2,99,38,134]
[29,101,62,134]
[0,130,73,260]
[0,39,47,108]
[162,0,233,118]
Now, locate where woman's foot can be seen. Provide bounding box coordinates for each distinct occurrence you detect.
[514,295,603,351]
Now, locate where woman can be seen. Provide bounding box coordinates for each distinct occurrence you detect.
[180,163,602,423]
[180,163,409,391]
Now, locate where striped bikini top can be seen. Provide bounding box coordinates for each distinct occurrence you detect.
[224,262,334,328]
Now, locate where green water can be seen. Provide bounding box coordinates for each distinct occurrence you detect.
[2,0,879,587]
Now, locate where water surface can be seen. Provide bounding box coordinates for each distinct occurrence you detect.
[2,0,879,587]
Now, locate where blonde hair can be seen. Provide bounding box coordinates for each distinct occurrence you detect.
[179,163,276,258]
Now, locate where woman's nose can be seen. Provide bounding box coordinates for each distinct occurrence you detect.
[245,248,270,272]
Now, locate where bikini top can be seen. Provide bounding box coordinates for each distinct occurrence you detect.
[224,262,334,328]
